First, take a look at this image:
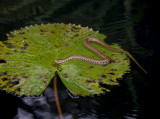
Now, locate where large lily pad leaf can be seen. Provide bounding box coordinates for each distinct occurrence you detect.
[0,23,130,96]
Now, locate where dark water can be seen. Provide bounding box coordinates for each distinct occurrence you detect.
[0,0,158,119]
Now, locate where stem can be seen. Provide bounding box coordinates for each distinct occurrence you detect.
[53,72,63,119]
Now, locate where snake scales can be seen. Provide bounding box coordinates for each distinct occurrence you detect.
[55,37,147,74]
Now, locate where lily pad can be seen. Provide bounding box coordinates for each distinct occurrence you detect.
[0,23,130,96]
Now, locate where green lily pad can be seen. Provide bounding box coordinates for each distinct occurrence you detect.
[0,23,130,96]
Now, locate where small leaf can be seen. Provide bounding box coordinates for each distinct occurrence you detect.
[0,23,130,96]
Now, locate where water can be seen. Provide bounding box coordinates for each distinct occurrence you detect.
[0,0,157,119]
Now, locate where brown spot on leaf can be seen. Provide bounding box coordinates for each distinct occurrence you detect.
[102,51,106,54]
[88,66,94,69]
[57,67,62,71]
[25,65,30,67]
[19,32,25,34]
[8,33,15,38]
[12,75,18,80]
[87,88,92,90]
[101,74,106,78]
[86,79,96,83]
[0,59,7,63]
[71,26,80,31]
[111,69,118,71]
[60,27,65,30]
[4,42,16,48]
[54,45,60,48]
[8,80,19,86]
[64,44,69,47]
[13,50,18,52]
[22,76,28,80]
[5,52,12,54]
[63,74,68,78]
[108,72,115,75]
[123,58,129,60]
[20,51,26,53]
[111,54,115,56]
[40,29,47,32]
[15,87,21,92]
[21,43,29,50]
[1,77,8,81]
[0,71,7,76]
[38,75,43,79]
[51,31,55,33]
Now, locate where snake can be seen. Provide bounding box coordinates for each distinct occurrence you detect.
[55,37,147,74]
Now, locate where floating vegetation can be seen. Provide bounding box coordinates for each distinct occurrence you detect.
[0,23,130,96]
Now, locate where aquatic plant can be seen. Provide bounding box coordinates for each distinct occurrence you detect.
[0,23,132,96]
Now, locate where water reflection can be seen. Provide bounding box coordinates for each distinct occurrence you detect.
[13,88,58,119]
[12,78,140,119]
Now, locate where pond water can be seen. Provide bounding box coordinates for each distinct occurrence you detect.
[0,0,157,119]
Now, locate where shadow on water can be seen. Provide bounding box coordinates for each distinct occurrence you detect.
[0,0,157,118]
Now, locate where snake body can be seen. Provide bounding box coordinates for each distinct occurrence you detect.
[55,37,147,73]
[55,55,110,65]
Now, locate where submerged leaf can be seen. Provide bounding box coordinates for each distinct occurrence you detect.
[0,23,130,96]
